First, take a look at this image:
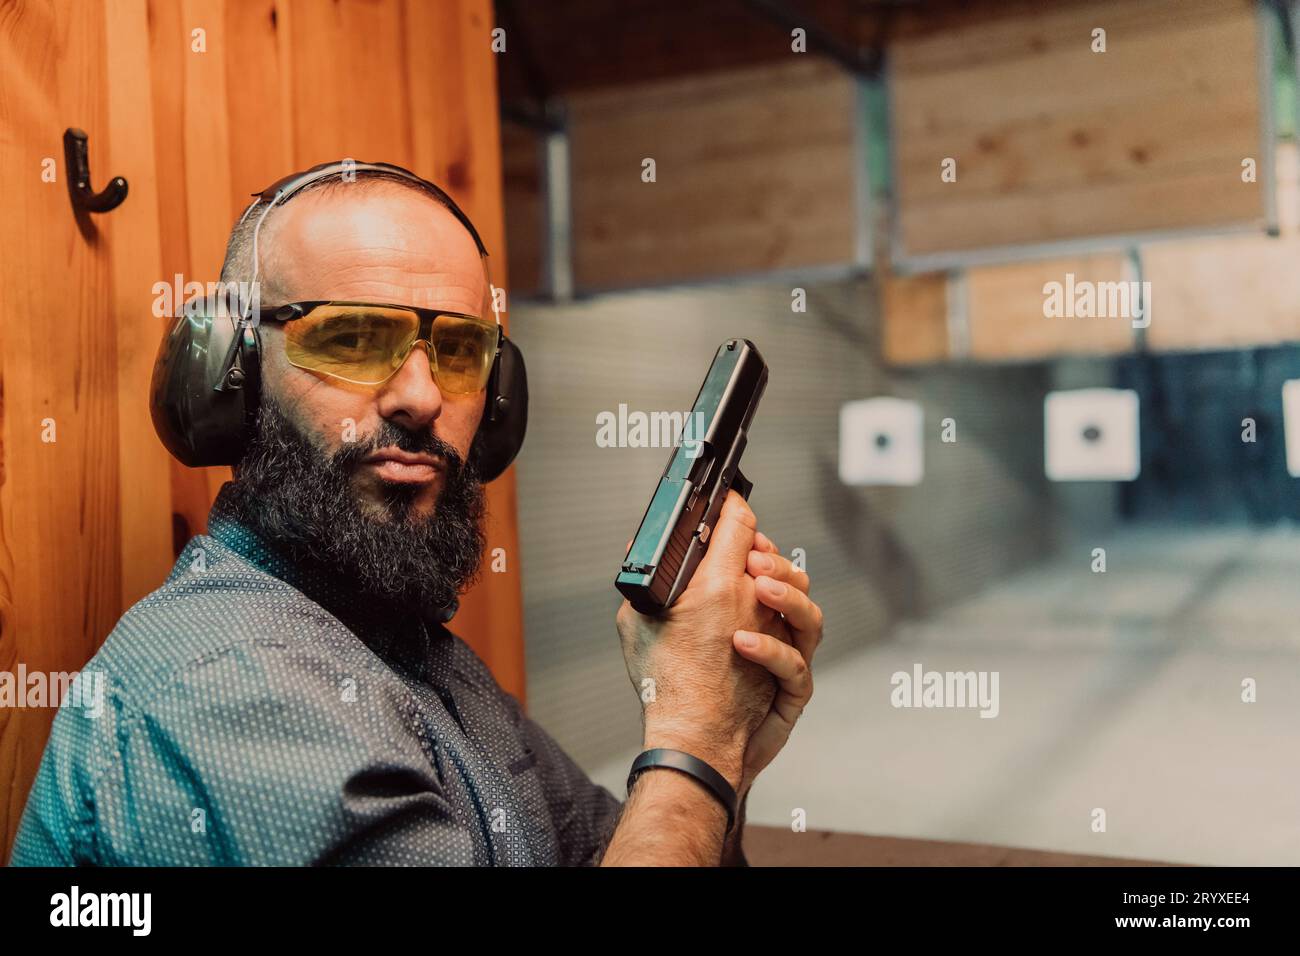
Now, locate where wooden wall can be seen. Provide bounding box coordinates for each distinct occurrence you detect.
[890,0,1267,266]
[882,253,1135,365]
[881,269,950,365]
[566,57,862,291]
[1140,142,1300,352]
[882,141,1300,366]
[964,254,1135,361]
[0,0,523,861]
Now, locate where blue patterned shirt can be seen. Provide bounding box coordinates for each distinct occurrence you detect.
[10,485,622,866]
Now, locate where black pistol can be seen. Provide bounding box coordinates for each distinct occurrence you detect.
[616,339,768,615]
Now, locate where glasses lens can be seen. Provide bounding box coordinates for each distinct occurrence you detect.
[284,305,418,384]
[431,316,497,394]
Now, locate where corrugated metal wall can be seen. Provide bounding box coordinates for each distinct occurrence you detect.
[510,277,1056,769]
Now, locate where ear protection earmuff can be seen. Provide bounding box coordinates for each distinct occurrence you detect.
[149,159,528,483]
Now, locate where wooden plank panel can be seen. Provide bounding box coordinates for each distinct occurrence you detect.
[181,0,235,280]
[568,57,859,289]
[224,0,293,208]
[1143,143,1300,352]
[181,0,237,506]
[965,254,1135,360]
[881,254,1138,365]
[881,270,949,365]
[145,0,232,541]
[0,0,121,859]
[286,0,412,166]
[890,0,1265,262]
[744,825,1171,866]
[105,0,175,605]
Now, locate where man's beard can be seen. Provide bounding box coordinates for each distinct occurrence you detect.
[220,393,487,619]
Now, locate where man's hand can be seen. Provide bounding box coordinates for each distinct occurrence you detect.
[615,491,780,790]
[603,491,821,866]
[732,528,819,794]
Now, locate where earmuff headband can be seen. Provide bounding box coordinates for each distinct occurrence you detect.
[236,159,502,328]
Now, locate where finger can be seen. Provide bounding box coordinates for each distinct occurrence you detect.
[625,538,633,557]
[696,489,756,578]
[765,614,795,646]
[753,576,823,664]
[753,530,779,554]
[745,549,810,595]
[733,630,813,723]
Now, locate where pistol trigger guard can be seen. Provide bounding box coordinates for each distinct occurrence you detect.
[732,468,753,500]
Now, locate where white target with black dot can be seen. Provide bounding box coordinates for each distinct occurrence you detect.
[1044,388,1140,482]
[838,397,924,486]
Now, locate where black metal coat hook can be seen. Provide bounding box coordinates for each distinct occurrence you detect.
[63,128,128,214]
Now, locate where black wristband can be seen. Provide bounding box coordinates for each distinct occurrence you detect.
[627,748,738,833]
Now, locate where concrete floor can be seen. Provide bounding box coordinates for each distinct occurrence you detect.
[590,524,1300,865]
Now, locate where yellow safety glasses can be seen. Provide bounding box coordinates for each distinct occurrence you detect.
[258,301,500,393]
